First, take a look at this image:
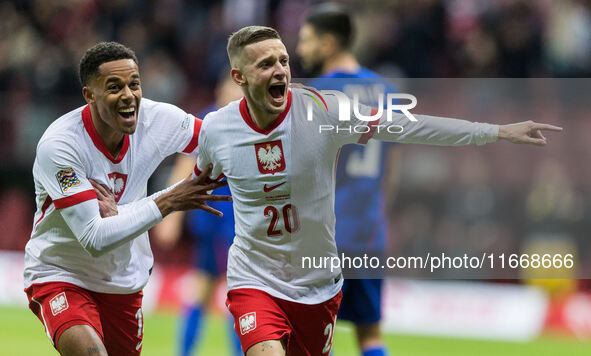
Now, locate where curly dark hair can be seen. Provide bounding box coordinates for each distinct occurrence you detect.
[79,42,138,86]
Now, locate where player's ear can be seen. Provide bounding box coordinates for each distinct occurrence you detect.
[231,67,247,87]
[82,86,94,104]
[321,34,337,56]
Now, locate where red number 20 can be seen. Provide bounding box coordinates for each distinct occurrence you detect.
[264,204,299,237]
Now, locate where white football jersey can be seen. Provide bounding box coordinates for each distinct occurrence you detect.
[197,88,498,304]
[24,98,200,294]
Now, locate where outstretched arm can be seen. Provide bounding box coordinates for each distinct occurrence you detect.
[310,89,562,148]
[367,113,562,147]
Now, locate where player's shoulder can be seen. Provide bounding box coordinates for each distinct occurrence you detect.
[290,85,331,102]
[356,67,381,78]
[38,105,86,152]
[290,85,338,110]
[138,98,188,125]
[288,87,339,125]
[357,67,398,91]
[310,67,395,89]
[201,98,242,130]
[138,97,178,112]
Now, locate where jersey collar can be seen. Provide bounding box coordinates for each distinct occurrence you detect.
[81,105,130,164]
[239,90,291,135]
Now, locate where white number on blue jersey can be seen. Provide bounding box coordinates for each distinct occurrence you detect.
[345,139,381,178]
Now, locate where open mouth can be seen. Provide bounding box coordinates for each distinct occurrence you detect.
[118,107,135,120]
[268,83,286,103]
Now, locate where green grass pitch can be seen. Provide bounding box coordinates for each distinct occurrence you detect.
[1,306,590,355]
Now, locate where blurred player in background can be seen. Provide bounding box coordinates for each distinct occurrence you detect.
[23,42,230,356]
[153,73,243,356]
[297,3,398,355]
[196,25,561,356]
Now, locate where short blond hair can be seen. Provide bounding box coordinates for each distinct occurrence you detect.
[227,26,281,67]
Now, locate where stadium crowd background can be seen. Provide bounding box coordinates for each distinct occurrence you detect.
[0,0,590,294]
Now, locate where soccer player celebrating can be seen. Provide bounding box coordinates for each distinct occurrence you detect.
[297,3,397,355]
[196,26,561,356]
[24,42,230,356]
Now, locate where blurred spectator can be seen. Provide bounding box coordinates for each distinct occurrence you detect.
[545,0,591,76]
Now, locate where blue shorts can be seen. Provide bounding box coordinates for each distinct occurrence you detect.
[337,278,382,325]
[190,229,231,276]
[185,185,234,276]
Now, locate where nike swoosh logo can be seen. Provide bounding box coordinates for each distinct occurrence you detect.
[263,182,286,193]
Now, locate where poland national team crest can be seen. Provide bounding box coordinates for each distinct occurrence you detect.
[255,140,286,175]
[49,292,69,316]
[239,312,256,335]
[108,172,128,202]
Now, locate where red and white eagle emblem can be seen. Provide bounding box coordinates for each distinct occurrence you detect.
[108,172,128,202]
[254,140,286,174]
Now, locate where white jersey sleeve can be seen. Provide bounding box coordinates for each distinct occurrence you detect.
[370,112,499,146]
[195,116,224,180]
[311,90,499,147]
[143,101,202,156]
[36,136,162,257]
[117,178,185,214]
[311,90,363,147]
[36,136,96,206]
[60,199,161,257]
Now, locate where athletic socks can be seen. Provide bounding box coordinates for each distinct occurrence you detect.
[180,304,203,356]
[180,305,243,356]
